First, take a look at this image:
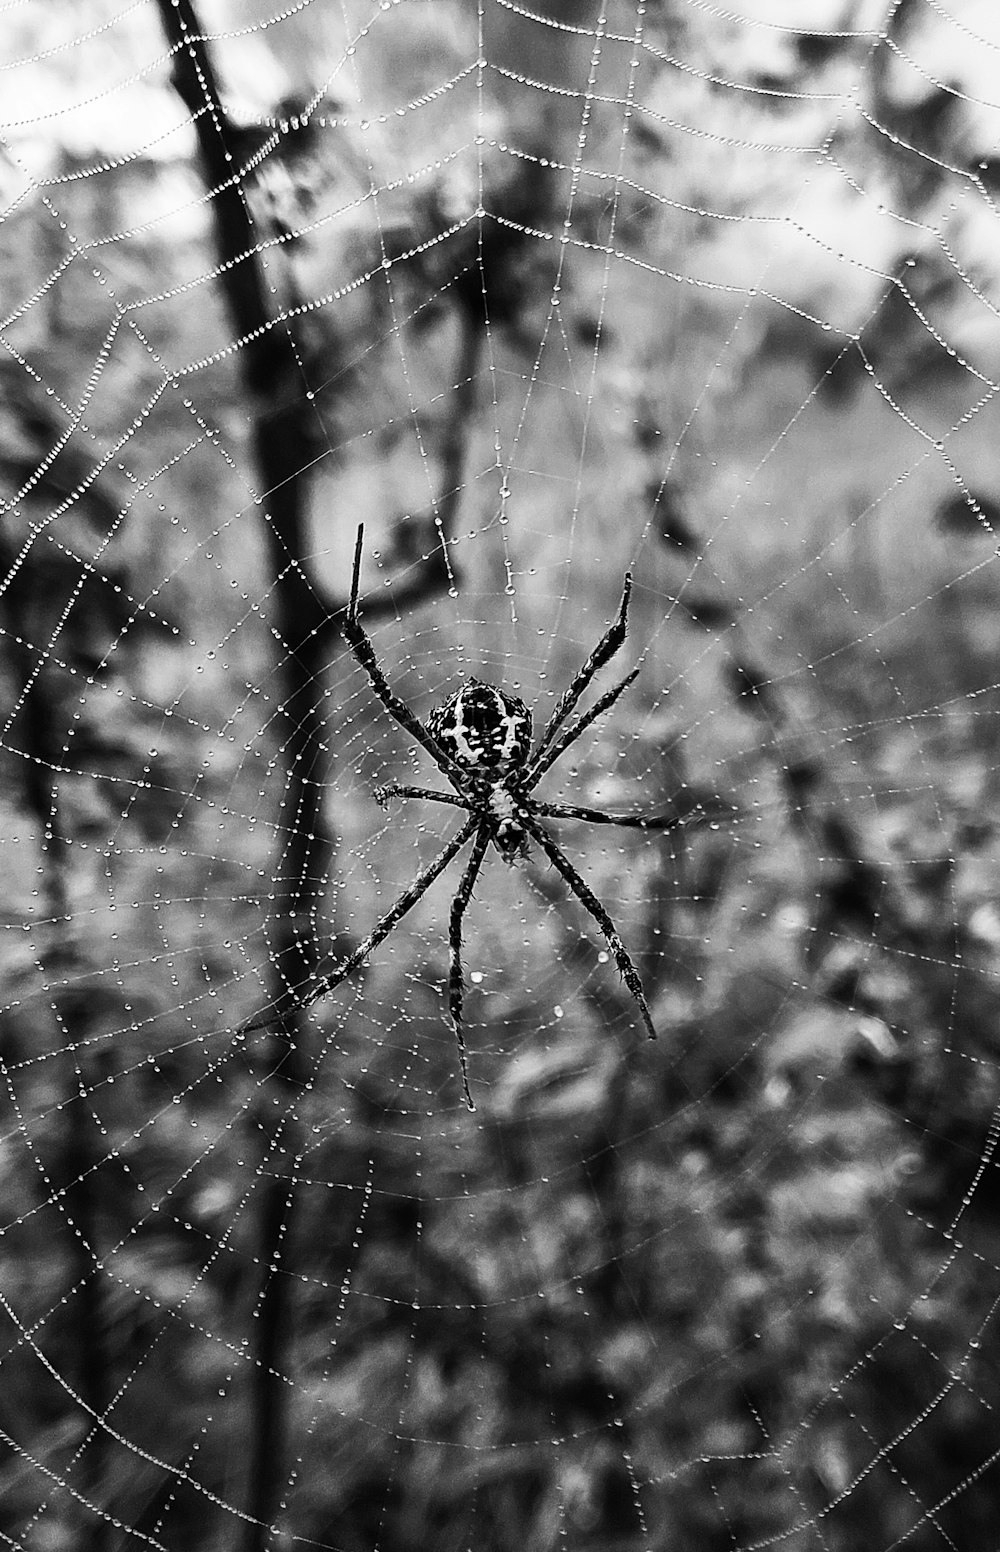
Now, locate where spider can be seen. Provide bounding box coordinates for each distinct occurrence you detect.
[247,524,704,1110]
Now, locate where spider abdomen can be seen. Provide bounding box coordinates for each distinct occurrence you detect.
[427,679,532,774]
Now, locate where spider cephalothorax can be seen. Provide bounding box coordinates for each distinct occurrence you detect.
[426,679,532,777]
[241,525,720,1110]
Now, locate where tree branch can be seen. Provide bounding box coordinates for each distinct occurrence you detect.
[156,0,282,393]
[154,11,488,1533]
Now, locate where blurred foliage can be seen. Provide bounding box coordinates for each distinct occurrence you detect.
[3,2,1000,1549]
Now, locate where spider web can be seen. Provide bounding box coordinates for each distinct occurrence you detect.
[3,0,1000,1546]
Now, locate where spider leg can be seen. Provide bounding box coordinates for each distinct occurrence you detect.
[344,524,462,789]
[375,783,475,813]
[448,823,491,1111]
[523,816,656,1041]
[528,572,632,771]
[530,797,724,830]
[239,817,478,1034]
[526,666,639,788]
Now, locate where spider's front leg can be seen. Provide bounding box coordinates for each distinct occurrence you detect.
[523,815,656,1041]
[448,824,491,1111]
[239,817,478,1037]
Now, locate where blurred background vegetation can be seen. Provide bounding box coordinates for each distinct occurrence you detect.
[3,1,1000,1548]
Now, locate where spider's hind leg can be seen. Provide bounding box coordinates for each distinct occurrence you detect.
[526,665,639,788]
[529,571,633,769]
[343,524,461,786]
